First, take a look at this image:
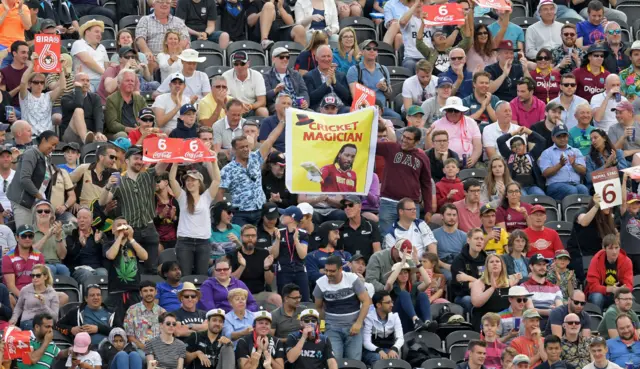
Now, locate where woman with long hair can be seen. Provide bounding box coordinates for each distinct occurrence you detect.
[496,182,531,233]
[529,48,561,103]
[294,31,329,76]
[144,312,186,369]
[110,29,149,66]
[154,173,178,252]
[421,252,448,303]
[332,27,361,74]
[157,30,185,82]
[32,200,69,277]
[169,156,220,276]
[501,229,529,282]
[470,254,512,330]
[586,128,628,189]
[567,192,617,281]
[466,24,496,72]
[481,156,513,205]
[10,264,59,330]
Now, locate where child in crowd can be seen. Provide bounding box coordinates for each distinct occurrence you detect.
[480,313,506,369]
[435,158,465,209]
[58,142,80,173]
[420,252,448,303]
[546,249,577,301]
[66,332,102,368]
[99,328,140,369]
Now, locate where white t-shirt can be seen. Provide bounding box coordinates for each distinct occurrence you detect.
[156,71,211,100]
[0,224,16,256]
[0,170,15,211]
[482,122,522,157]
[156,52,184,82]
[20,92,53,135]
[590,92,628,132]
[177,190,213,239]
[401,16,433,60]
[70,39,109,82]
[65,351,102,367]
[222,69,267,105]
[151,93,190,134]
[401,74,438,112]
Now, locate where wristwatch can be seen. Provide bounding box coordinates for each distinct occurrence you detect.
[188,323,194,330]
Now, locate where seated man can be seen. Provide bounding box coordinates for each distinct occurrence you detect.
[537,335,577,369]
[598,287,640,339]
[222,51,269,117]
[212,100,247,159]
[128,108,162,145]
[306,222,352,288]
[606,313,640,368]
[2,225,45,305]
[362,291,403,365]
[271,283,305,341]
[522,254,564,318]
[286,308,337,369]
[235,311,285,369]
[153,49,211,101]
[61,72,106,145]
[56,284,115,345]
[198,76,232,127]
[258,93,289,153]
[96,47,143,104]
[104,69,148,139]
[152,72,191,135]
[304,45,351,111]
[185,308,234,369]
[174,0,230,48]
[586,234,633,311]
[510,309,546,368]
[156,261,183,312]
[172,282,208,340]
[65,207,108,286]
[135,0,189,69]
[123,280,166,350]
[544,290,592,337]
[264,47,309,113]
[538,124,588,200]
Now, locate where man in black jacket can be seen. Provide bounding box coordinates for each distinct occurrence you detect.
[303,45,351,112]
[61,73,106,145]
[56,285,116,345]
[65,207,108,286]
[262,152,296,208]
[450,228,487,315]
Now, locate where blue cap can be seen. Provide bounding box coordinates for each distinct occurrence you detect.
[110,137,131,152]
[180,104,197,115]
[280,205,304,222]
[552,124,569,137]
[437,77,453,88]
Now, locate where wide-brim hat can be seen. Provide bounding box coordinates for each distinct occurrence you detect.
[178,49,206,63]
[440,96,469,112]
[79,19,104,37]
[504,285,533,298]
[178,282,202,299]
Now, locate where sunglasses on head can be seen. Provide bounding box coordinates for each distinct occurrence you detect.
[32,273,43,278]
[608,29,622,35]
[536,56,550,61]
[20,233,35,239]
[37,209,51,214]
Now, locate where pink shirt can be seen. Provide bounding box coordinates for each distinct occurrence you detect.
[431,116,481,157]
[510,97,546,128]
[453,198,481,233]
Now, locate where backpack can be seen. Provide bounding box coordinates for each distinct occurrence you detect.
[355,63,391,90]
[404,334,444,367]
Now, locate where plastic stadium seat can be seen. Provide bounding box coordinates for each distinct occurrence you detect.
[119,15,141,35]
[377,42,398,67]
[141,274,165,284]
[251,65,272,75]
[191,40,225,70]
[562,194,591,223]
[392,94,404,116]
[386,67,413,85]
[584,302,602,316]
[589,314,603,331]
[63,39,76,52]
[204,66,231,80]
[616,0,640,30]
[459,168,487,182]
[81,142,102,164]
[421,358,457,369]
[445,330,479,353]
[544,221,572,248]
[245,116,267,127]
[474,17,496,26]
[79,15,116,40]
[101,39,117,59]
[337,360,367,369]
[372,359,412,369]
[618,20,632,43]
[388,118,405,129]
[227,41,267,67]
[270,41,304,68]
[634,19,640,41]
[82,275,108,301]
[634,274,640,287]
[339,17,377,43]
[431,303,465,323]
[522,195,559,222]
[53,276,80,303]
[181,275,209,288]
[510,1,528,18]
[511,17,537,31]
[158,248,177,264]
[557,18,581,25]
[402,331,444,359]
[449,345,467,363]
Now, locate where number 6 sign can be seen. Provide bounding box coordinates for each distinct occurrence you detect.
[592,167,622,210]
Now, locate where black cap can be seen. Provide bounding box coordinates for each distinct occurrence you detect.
[350,252,365,263]
[266,152,285,166]
[340,195,362,206]
[62,142,81,152]
[138,107,154,119]
[261,202,279,220]
[125,146,143,159]
[318,221,343,244]
[119,46,138,57]
[0,144,13,155]
[529,253,549,265]
[17,224,35,236]
[213,201,239,213]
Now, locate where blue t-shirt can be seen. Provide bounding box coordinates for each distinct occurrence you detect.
[155,282,183,313]
[487,22,525,48]
[258,115,285,153]
[346,62,391,104]
[82,307,111,345]
[432,228,466,264]
[576,21,605,47]
[513,257,529,278]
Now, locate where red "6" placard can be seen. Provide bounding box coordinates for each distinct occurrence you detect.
[143,137,217,163]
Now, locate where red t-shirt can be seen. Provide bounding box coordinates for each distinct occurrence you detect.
[523,227,564,258]
[2,248,45,292]
[0,64,27,107]
[128,129,158,145]
[530,69,561,103]
[320,164,357,192]
[496,203,532,233]
[574,66,610,102]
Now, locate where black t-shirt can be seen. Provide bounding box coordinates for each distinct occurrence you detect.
[185,331,227,369]
[530,120,554,149]
[567,207,603,257]
[485,61,524,101]
[307,229,322,253]
[285,332,335,369]
[228,248,270,294]
[605,258,618,286]
[219,0,251,41]
[336,217,381,263]
[235,334,285,369]
[173,307,207,342]
[102,241,141,292]
[277,228,309,273]
[175,0,217,33]
[256,225,278,250]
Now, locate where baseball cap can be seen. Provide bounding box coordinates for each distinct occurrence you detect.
[72,332,91,353]
[272,47,289,58]
[529,253,549,265]
[319,221,342,243]
[205,308,226,320]
[168,72,185,82]
[41,19,57,30]
[62,142,81,152]
[529,204,546,215]
[407,106,424,116]
[17,224,35,236]
[340,195,362,206]
[546,101,565,112]
[350,252,365,263]
[513,355,531,365]
[184,170,204,183]
[118,46,137,57]
[494,40,518,51]
[280,205,304,222]
[359,39,379,49]
[266,152,285,166]
[110,137,131,152]
[213,201,239,213]
[138,107,154,120]
[480,203,496,215]
[297,203,313,216]
[0,144,13,155]
[125,146,142,159]
[321,93,342,108]
[522,309,542,320]
[180,104,197,115]
[261,202,279,220]
[628,193,640,204]
[231,51,249,64]
[552,124,569,137]
[613,101,634,113]
[0,123,9,132]
[437,76,454,88]
[555,249,570,259]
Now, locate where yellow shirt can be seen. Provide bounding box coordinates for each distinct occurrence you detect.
[484,228,509,255]
[198,93,231,123]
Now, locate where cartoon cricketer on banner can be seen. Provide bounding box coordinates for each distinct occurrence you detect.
[285,107,378,195]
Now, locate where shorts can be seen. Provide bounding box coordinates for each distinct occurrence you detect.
[52,106,62,115]
[190,30,225,43]
[62,126,83,145]
[250,20,293,43]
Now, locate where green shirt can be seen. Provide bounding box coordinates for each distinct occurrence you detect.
[597,305,640,339]
[569,126,595,157]
[17,338,61,369]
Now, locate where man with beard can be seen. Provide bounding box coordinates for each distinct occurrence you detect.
[286,309,338,369]
[306,222,352,290]
[432,204,466,281]
[522,255,564,318]
[156,261,183,312]
[603,22,630,74]
[229,224,279,308]
[545,290,592,337]
[463,72,499,126]
[320,144,358,193]
[338,195,381,263]
[598,287,640,339]
[511,78,546,129]
[18,313,67,369]
[172,282,208,341]
[552,24,585,76]
[539,124,588,199]
[262,152,295,208]
[256,203,281,250]
[236,311,285,369]
[620,42,640,100]
[123,280,166,350]
[561,313,591,369]
[70,144,118,209]
[510,309,547,368]
[551,74,589,130]
[56,285,116,345]
[100,146,167,273]
[185,308,234,369]
[605,314,640,368]
[591,74,627,132]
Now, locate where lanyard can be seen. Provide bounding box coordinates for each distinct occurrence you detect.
[284,231,295,264]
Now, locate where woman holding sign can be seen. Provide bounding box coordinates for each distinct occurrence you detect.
[168,145,221,276]
[585,129,628,190]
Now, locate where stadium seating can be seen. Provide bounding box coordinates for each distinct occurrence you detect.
[421,358,457,369]
[227,41,267,67]
[522,195,559,222]
[373,359,412,369]
[339,17,378,43]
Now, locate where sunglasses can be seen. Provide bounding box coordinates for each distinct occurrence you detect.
[476,31,488,36]
[30,80,45,85]
[536,56,550,61]
[572,299,586,306]
[140,118,155,123]
[343,203,356,208]
[608,29,622,35]
[302,318,317,324]
[563,32,576,37]
[214,85,228,90]
[32,273,43,278]
[37,209,51,214]
[277,55,290,60]
[516,298,528,303]
[122,55,137,60]
[562,83,577,87]
[108,155,118,160]
[364,47,378,51]
[182,294,198,299]
[565,321,580,325]
[591,53,605,58]
[234,62,247,66]
[445,109,462,113]
[215,268,230,272]
[450,56,464,61]
[20,233,35,239]
[171,80,185,85]
[164,322,177,327]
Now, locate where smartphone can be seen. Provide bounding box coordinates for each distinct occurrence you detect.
[112,172,121,187]
[117,225,129,231]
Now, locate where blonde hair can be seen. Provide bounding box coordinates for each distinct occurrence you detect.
[162,30,183,54]
[484,156,512,198]
[33,264,53,288]
[479,254,509,287]
[227,288,248,302]
[337,27,360,59]
[305,31,329,52]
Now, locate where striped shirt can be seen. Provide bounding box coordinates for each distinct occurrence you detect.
[111,168,157,228]
[144,336,186,369]
[521,278,563,310]
[313,272,365,327]
[17,336,60,369]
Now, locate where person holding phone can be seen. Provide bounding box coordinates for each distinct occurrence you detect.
[66,332,102,369]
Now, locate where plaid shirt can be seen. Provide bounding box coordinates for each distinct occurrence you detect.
[551,45,586,76]
[562,335,592,369]
[135,13,189,55]
[123,302,166,345]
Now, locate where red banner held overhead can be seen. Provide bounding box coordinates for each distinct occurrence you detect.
[473,0,512,11]
[3,327,32,363]
[422,4,465,26]
[34,34,61,73]
[143,138,217,163]
[351,83,376,111]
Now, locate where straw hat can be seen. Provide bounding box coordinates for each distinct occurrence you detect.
[177,282,201,300]
[79,19,104,37]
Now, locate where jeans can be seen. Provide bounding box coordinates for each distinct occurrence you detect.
[382,107,402,119]
[545,182,589,201]
[1,53,12,69]
[176,237,211,276]
[362,349,393,366]
[588,292,615,311]
[402,57,422,73]
[232,210,261,227]
[379,198,399,236]
[393,290,431,333]
[325,325,363,360]
[276,270,310,302]
[19,319,33,331]
[72,267,108,286]
[521,186,546,196]
[47,263,71,276]
[455,295,473,316]
[134,223,160,274]
[441,268,452,281]
[110,351,143,369]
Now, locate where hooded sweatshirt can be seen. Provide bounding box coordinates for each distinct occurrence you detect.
[169,119,198,139]
[436,177,465,209]
[56,302,116,343]
[450,244,487,297]
[585,248,633,296]
[363,308,404,353]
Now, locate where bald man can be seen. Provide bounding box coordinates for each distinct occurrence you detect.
[61,72,107,145]
[303,45,351,111]
[591,74,627,132]
[8,120,33,151]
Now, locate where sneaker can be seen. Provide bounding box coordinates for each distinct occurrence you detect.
[424,319,438,332]
[84,132,95,144]
[413,318,425,331]
[261,39,274,50]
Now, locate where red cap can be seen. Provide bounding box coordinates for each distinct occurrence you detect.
[529,205,546,215]
[628,193,640,203]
